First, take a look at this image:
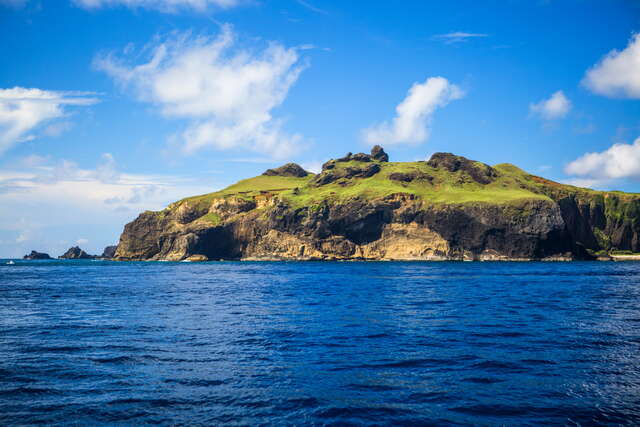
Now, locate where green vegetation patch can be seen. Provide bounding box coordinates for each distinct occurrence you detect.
[282,161,550,208]
[174,175,313,211]
[166,157,640,216]
[201,212,222,226]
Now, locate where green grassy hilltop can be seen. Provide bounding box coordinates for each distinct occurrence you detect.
[174,148,639,213]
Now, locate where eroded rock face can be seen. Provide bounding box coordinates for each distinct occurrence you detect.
[115,194,576,261]
[23,250,51,260]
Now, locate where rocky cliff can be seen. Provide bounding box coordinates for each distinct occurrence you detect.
[115,147,640,261]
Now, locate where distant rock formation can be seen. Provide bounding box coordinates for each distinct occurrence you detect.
[23,250,51,260]
[59,246,96,259]
[101,245,117,259]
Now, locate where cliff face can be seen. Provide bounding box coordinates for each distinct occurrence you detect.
[115,147,640,261]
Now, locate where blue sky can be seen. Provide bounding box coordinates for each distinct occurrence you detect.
[0,0,639,257]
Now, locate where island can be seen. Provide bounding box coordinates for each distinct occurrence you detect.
[23,250,52,260]
[59,246,97,259]
[113,146,640,261]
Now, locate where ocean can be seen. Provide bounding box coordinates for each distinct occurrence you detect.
[1,260,639,425]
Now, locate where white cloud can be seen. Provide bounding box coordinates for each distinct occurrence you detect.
[529,90,571,120]
[73,0,240,13]
[362,76,463,146]
[0,87,98,155]
[0,154,214,257]
[582,33,640,98]
[433,32,488,44]
[565,137,640,180]
[95,25,307,159]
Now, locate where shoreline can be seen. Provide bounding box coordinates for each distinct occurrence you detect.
[9,257,640,263]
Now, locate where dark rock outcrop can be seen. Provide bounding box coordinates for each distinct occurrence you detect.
[23,250,51,260]
[59,246,96,259]
[427,152,498,184]
[371,145,389,162]
[262,163,309,177]
[322,146,390,171]
[101,245,118,259]
[389,171,432,183]
[312,163,381,186]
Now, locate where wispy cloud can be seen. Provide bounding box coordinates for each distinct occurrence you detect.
[362,76,464,146]
[294,0,328,15]
[95,24,309,159]
[72,0,241,13]
[433,32,488,44]
[0,87,98,155]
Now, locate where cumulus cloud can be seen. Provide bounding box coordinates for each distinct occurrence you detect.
[95,25,307,159]
[362,76,463,146]
[565,137,640,180]
[582,33,640,98]
[73,0,239,12]
[0,87,98,155]
[529,90,571,120]
[433,32,488,44]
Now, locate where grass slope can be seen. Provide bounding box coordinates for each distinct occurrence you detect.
[172,159,558,213]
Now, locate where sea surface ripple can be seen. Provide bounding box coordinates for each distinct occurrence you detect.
[1,260,640,425]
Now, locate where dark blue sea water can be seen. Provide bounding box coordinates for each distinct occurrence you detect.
[1,260,640,425]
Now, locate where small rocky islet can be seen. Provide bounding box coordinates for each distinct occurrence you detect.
[22,245,118,260]
[107,146,640,262]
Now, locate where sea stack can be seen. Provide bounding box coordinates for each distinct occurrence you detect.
[101,245,118,259]
[59,246,97,259]
[23,251,52,260]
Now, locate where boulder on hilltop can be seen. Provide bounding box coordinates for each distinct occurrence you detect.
[262,163,310,178]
